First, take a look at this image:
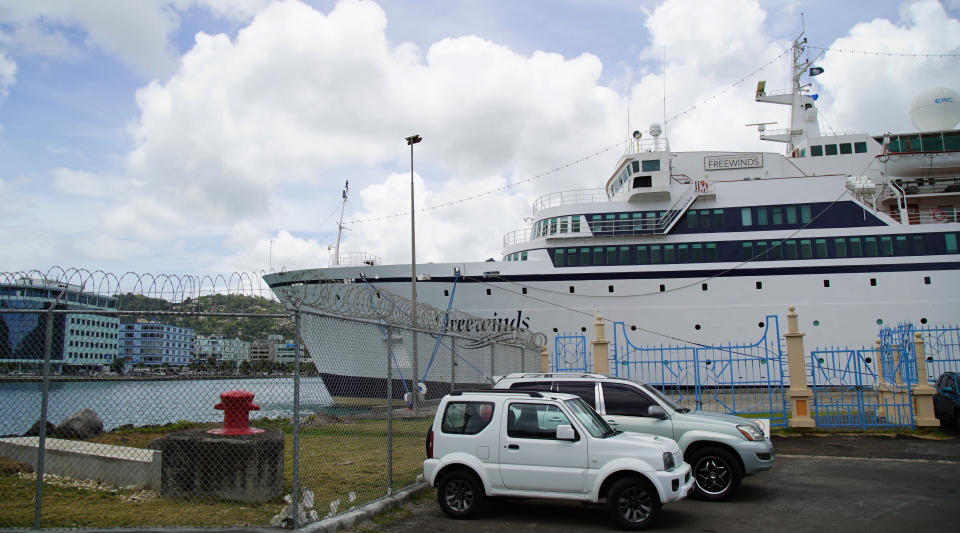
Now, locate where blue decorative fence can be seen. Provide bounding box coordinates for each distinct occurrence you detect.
[605,315,788,427]
[809,347,914,429]
[553,333,587,372]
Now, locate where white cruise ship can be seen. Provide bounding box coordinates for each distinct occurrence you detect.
[264,34,960,394]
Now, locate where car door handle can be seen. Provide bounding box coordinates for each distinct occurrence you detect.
[507,444,519,450]
[606,419,618,426]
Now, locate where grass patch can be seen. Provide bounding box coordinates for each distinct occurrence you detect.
[0,415,433,529]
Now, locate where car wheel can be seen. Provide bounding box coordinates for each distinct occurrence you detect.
[606,476,661,530]
[437,470,485,519]
[689,447,742,501]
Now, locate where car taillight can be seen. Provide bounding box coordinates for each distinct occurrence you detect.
[426,427,434,458]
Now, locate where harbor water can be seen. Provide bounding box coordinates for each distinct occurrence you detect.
[0,377,338,436]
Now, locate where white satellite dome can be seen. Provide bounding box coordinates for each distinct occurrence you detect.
[649,123,663,137]
[909,87,960,132]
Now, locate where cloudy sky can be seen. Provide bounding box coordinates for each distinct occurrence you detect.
[1,0,958,277]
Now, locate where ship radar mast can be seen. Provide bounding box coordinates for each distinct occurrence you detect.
[333,179,349,266]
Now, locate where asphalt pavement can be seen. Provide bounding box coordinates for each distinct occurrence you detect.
[346,434,960,533]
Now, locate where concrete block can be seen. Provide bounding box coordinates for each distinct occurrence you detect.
[149,428,283,502]
[0,437,161,489]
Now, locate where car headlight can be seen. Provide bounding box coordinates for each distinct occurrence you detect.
[662,451,677,470]
[737,424,764,442]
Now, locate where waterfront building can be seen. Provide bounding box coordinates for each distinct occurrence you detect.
[0,278,118,373]
[118,321,195,369]
[195,334,251,368]
[250,339,273,364]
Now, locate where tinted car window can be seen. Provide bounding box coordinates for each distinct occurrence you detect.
[509,381,552,391]
[603,383,654,416]
[507,402,572,440]
[556,381,597,408]
[441,401,494,435]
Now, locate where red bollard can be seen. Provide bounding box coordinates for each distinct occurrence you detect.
[207,390,266,435]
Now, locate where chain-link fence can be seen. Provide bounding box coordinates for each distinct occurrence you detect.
[0,270,543,529]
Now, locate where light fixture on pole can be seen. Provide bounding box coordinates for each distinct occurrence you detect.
[405,134,422,412]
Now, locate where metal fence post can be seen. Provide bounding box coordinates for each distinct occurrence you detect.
[33,305,55,529]
[386,325,393,495]
[520,347,526,373]
[490,345,495,381]
[292,310,301,530]
[450,337,457,392]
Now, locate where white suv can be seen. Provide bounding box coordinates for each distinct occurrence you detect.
[424,390,693,530]
[493,373,775,500]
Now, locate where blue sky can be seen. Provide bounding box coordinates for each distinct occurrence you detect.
[1,0,958,276]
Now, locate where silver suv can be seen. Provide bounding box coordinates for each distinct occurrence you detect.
[424,390,694,530]
[493,373,774,500]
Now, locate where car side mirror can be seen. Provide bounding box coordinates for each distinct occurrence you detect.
[647,405,668,420]
[556,424,577,440]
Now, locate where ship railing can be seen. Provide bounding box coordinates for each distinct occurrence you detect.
[904,207,959,225]
[502,228,533,247]
[625,137,670,155]
[532,188,609,213]
[329,251,381,267]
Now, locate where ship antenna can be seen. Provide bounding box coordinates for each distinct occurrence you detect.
[333,179,349,266]
[662,47,667,140]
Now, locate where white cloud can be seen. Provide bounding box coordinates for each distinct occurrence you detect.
[51,167,113,197]
[0,51,15,100]
[816,0,960,135]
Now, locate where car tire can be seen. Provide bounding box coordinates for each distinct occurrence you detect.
[606,476,661,530]
[437,470,485,519]
[689,447,742,501]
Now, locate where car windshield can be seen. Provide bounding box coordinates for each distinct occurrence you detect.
[640,383,685,412]
[564,397,615,437]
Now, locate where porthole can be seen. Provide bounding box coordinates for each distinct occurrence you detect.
[694,324,701,330]
[865,356,873,363]
[486,288,491,295]
[923,276,931,285]
[876,319,883,325]
[920,317,928,324]
[630,325,637,331]
[870,278,877,287]
[444,290,449,296]
[701,283,708,291]
[756,281,762,289]
[704,359,712,366]
[569,286,575,294]
[813,320,820,327]
[659,284,666,292]
[758,321,765,328]
[552,328,558,333]
[581,327,587,332]
[608,285,614,293]
[522,287,528,295]
[823,280,830,288]
[817,357,824,364]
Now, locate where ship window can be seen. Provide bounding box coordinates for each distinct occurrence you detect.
[570,286,575,293]
[700,210,712,228]
[642,159,660,172]
[659,284,666,292]
[912,235,925,255]
[664,245,676,263]
[815,239,828,258]
[650,245,662,264]
[895,236,908,255]
[825,144,838,156]
[839,143,853,155]
[849,237,863,257]
[741,208,753,226]
[550,218,558,234]
[637,246,648,264]
[581,247,591,265]
[768,241,782,260]
[632,212,643,232]
[741,242,754,261]
[692,244,703,262]
[900,135,920,152]
[946,234,958,253]
[713,209,724,227]
[559,218,568,233]
[786,205,798,224]
[571,217,580,233]
[810,145,823,157]
[631,160,640,173]
[521,251,527,261]
[921,133,943,152]
[854,141,868,153]
[801,205,812,223]
[924,276,931,285]
[771,207,783,225]
[633,175,652,188]
[620,246,630,265]
[678,244,689,263]
[756,241,768,259]
[864,237,878,256]
[607,247,617,264]
[944,132,960,150]
[554,249,565,267]
[834,238,847,257]
[756,207,768,225]
[594,247,604,265]
[687,212,698,229]
[567,248,578,267]
[706,243,717,261]
[785,240,798,260]
[801,148,806,157]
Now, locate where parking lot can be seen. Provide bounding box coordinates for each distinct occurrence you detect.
[350,434,960,533]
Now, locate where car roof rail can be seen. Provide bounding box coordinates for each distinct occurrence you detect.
[450,390,543,398]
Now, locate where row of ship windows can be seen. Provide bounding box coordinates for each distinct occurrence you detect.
[548,233,959,267]
[505,252,529,261]
[610,159,662,196]
[532,202,830,239]
[803,141,869,157]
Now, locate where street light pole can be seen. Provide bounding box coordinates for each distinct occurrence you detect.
[405,134,422,412]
